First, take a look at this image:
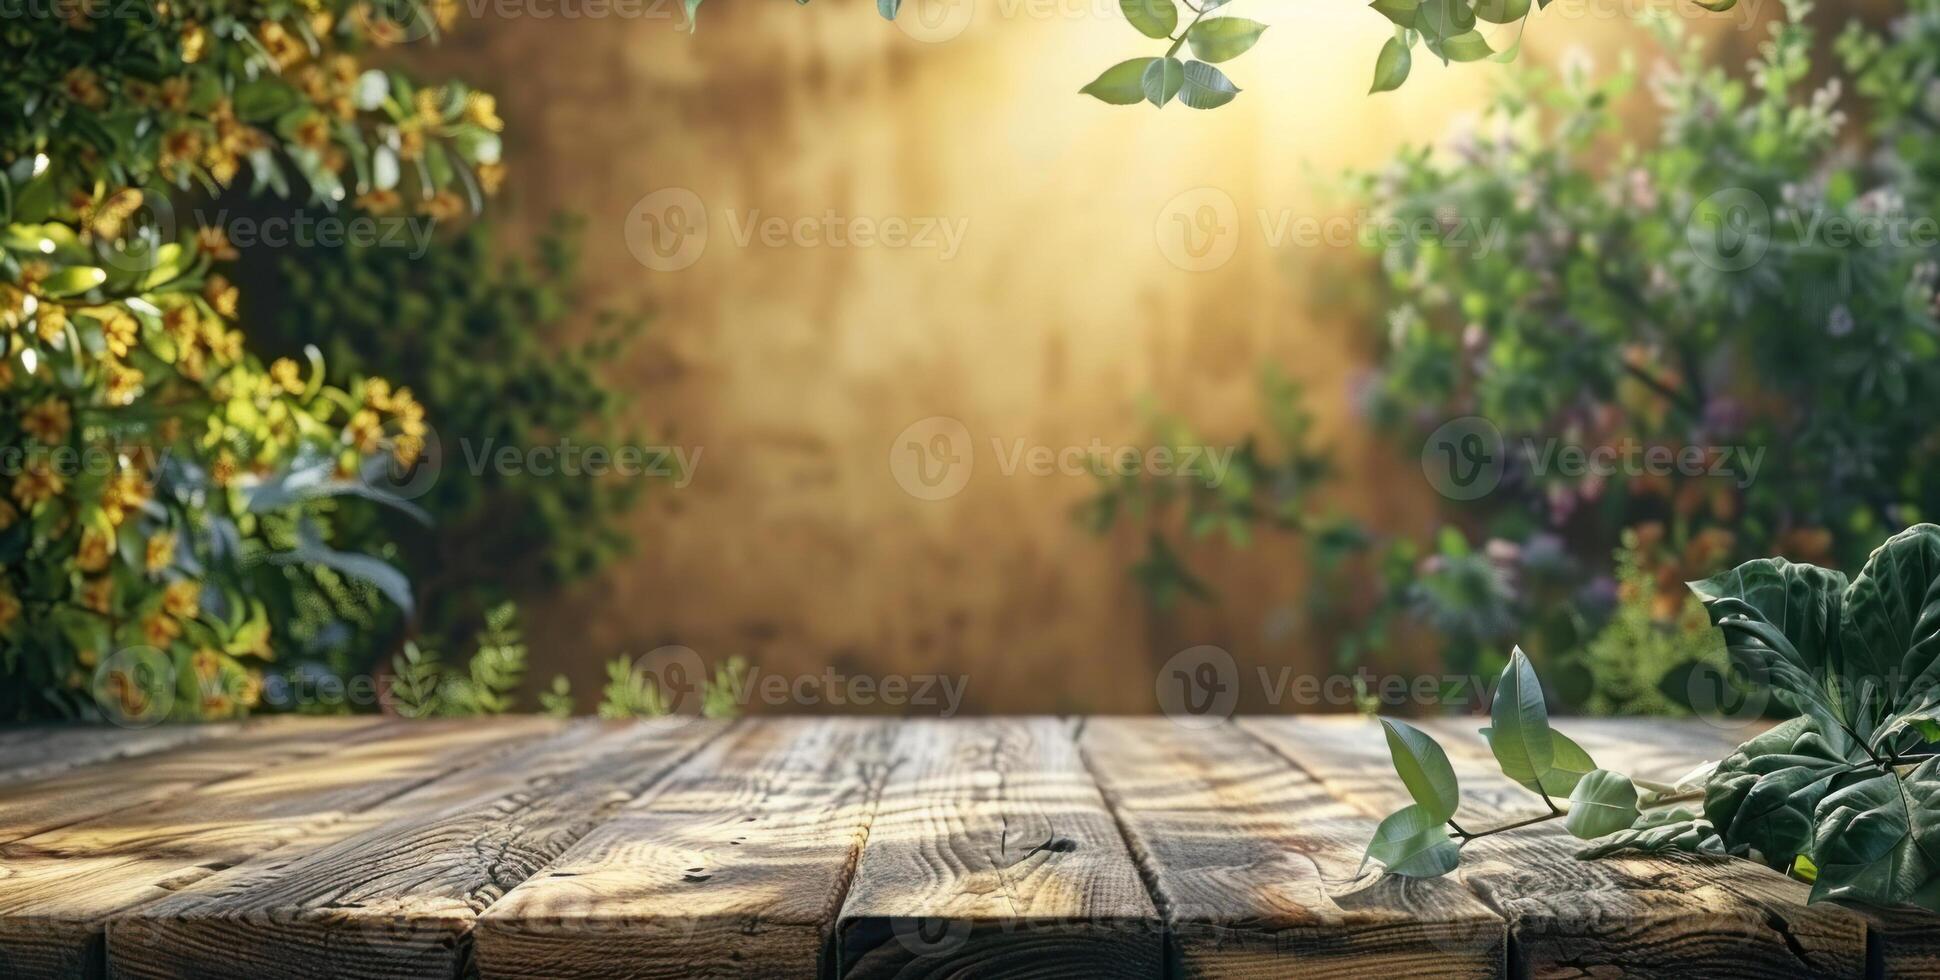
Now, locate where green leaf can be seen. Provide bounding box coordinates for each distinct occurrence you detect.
[1381,718,1460,822]
[1690,0,1736,10]
[39,266,107,297]
[1473,0,1529,22]
[1705,716,1867,869]
[1427,29,1492,62]
[878,0,900,17]
[1365,803,1461,877]
[1142,58,1186,107]
[1841,524,1940,729]
[233,79,299,122]
[1690,558,1849,735]
[1186,18,1267,63]
[1177,61,1239,110]
[1415,0,1475,39]
[1081,58,1159,105]
[1370,36,1412,93]
[1566,769,1641,840]
[1120,0,1178,39]
[1488,647,1554,795]
[1478,725,1595,796]
[1577,805,1736,859]
[1369,0,1420,27]
[1809,757,1940,912]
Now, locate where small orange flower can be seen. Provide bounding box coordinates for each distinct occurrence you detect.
[476,162,506,196]
[101,310,138,357]
[22,397,71,444]
[80,577,114,614]
[346,409,384,454]
[63,68,107,109]
[143,611,182,647]
[257,21,305,69]
[77,527,113,572]
[159,77,192,112]
[270,357,304,394]
[358,190,403,215]
[11,460,64,507]
[464,92,503,133]
[145,531,177,573]
[164,580,202,619]
[34,301,67,343]
[293,114,333,152]
[420,190,465,222]
[202,276,240,318]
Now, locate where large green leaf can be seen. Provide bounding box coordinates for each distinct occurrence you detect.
[1704,717,1866,868]
[1473,0,1529,22]
[1566,769,1641,840]
[1809,757,1940,912]
[1488,647,1554,795]
[1186,18,1267,63]
[1382,718,1459,822]
[1427,29,1492,63]
[1841,524,1940,728]
[1690,558,1849,734]
[1370,36,1412,93]
[1142,57,1185,107]
[1478,725,1596,796]
[1364,803,1460,877]
[1121,0,1178,39]
[1177,62,1240,110]
[1578,805,1737,859]
[1081,59,1159,105]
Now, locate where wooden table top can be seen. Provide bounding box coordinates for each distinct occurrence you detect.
[0,715,1930,979]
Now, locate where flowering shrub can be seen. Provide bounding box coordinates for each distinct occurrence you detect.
[0,0,501,721]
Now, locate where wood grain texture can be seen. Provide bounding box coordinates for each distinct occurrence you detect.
[1080,718,1504,979]
[475,717,899,980]
[836,717,1161,980]
[1242,716,1869,979]
[105,718,723,980]
[0,723,238,786]
[0,717,390,847]
[0,717,559,980]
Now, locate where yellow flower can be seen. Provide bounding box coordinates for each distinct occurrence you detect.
[258,21,305,69]
[358,190,403,215]
[161,129,205,170]
[101,310,138,357]
[22,397,71,444]
[330,54,360,86]
[194,226,238,262]
[240,671,264,708]
[293,114,333,152]
[416,88,446,126]
[430,0,459,29]
[191,647,221,680]
[143,611,182,647]
[364,377,394,411]
[270,357,304,394]
[11,460,64,507]
[80,576,114,614]
[393,433,424,467]
[19,261,51,294]
[0,587,20,633]
[159,77,192,112]
[77,647,99,669]
[164,580,202,619]
[1,285,27,330]
[180,23,207,63]
[34,302,67,344]
[77,527,113,572]
[346,409,384,454]
[84,189,145,241]
[420,190,465,222]
[106,362,144,404]
[203,276,240,318]
[477,162,506,196]
[210,451,238,487]
[464,92,504,132]
[63,68,107,110]
[145,531,177,573]
[397,128,426,162]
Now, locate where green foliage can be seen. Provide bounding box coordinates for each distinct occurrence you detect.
[1580,531,1730,716]
[539,675,574,719]
[384,601,526,717]
[261,215,647,665]
[1370,525,1940,916]
[597,654,673,720]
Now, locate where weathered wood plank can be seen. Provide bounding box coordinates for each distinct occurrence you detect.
[475,717,898,979]
[1551,717,1940,978]
[835,717,1162,979]
[0,723,239,786]
[1080,718,1505,979]
[104,717,724,980]
[1241,717,1869,979]
[0,717,560,979]
[0,717,391,847]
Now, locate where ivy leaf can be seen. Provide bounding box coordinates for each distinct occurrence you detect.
[1369,0,1420,28]
[1809,757,1940,912]
[1080,58,1159,105]
[1177,61,1239,110]
[1473,0,1529,22]
[1121,0,1178,40]
[1488,647,1555,795]
[1426,29,1492,63]
[1141,57,1186,107]
[1364,803,1461,877]
[1705,716,1868,869]
[1566,769,1641,840]
[1370,36,1412,93]
[1381,718,1460,822]
[1689,557,1849,737]
[1841,524,1940,731]
[1186,18,1267,63]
